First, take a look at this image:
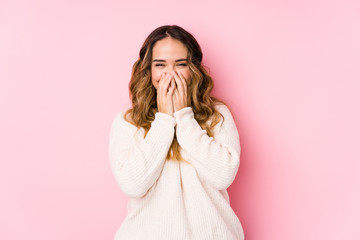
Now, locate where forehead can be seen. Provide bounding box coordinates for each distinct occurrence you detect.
[152,37,188,59]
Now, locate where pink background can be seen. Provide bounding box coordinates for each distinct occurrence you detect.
[1,0,359,239]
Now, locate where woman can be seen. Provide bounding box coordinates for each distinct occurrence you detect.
[109,25,244,240]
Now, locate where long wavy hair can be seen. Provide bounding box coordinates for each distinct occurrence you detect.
[123,25,228,163]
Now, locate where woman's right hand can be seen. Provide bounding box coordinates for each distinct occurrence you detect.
[157,73,176,116]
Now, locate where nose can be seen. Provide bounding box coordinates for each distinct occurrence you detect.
[163,65,177,75]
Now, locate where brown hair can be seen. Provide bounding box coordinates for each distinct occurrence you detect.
[123,24,227,163]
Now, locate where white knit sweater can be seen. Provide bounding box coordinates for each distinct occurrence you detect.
[108,104,244,240]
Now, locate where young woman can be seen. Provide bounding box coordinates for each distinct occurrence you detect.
[109,25,244,240]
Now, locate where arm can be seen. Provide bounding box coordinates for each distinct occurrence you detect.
[108,110,176,198]
[173,104,241,190]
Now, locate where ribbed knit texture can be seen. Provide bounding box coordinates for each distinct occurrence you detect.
[108,104,244,240]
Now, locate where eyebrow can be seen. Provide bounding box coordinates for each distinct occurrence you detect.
[152,58,187,62]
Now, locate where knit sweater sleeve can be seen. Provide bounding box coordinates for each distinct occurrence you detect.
[173,104,241,191]
[108,110,176,198]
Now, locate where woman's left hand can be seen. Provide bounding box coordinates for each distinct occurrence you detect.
[171,70,189,112]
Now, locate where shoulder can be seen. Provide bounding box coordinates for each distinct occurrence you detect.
[214,103,234,119]
[209,105,239,146]
[214,103,228,111]
[211,103,239,133]
[109,108,144,140]
[111,108,127,123]
[110,108,135,129]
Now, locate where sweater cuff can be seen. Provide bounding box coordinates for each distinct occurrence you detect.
[155,111,177,127]
[173,107,193,123]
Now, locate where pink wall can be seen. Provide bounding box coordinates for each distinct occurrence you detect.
[1,0,359,239]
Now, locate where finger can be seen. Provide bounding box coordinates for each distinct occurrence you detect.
[158,73,170,109]
[178,71,187,93]
[157,74,165,101]
[173,86,179,100]
[171,71,184,95]
[172,71,183,92]
[168,79,176,95]
[158,73,165,92]
[167,77,174,91]
[159,72,167,88]
[160,73,171,96]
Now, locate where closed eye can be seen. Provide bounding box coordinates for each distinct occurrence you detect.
[154,63,187,67]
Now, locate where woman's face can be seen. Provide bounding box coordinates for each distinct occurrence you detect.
[151,37,191,90]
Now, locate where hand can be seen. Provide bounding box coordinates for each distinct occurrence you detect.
[171,70,189,112]
[157,72,176,116]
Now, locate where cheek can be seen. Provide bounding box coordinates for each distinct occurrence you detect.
[181,69,191,84]
[151,69,162,88]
